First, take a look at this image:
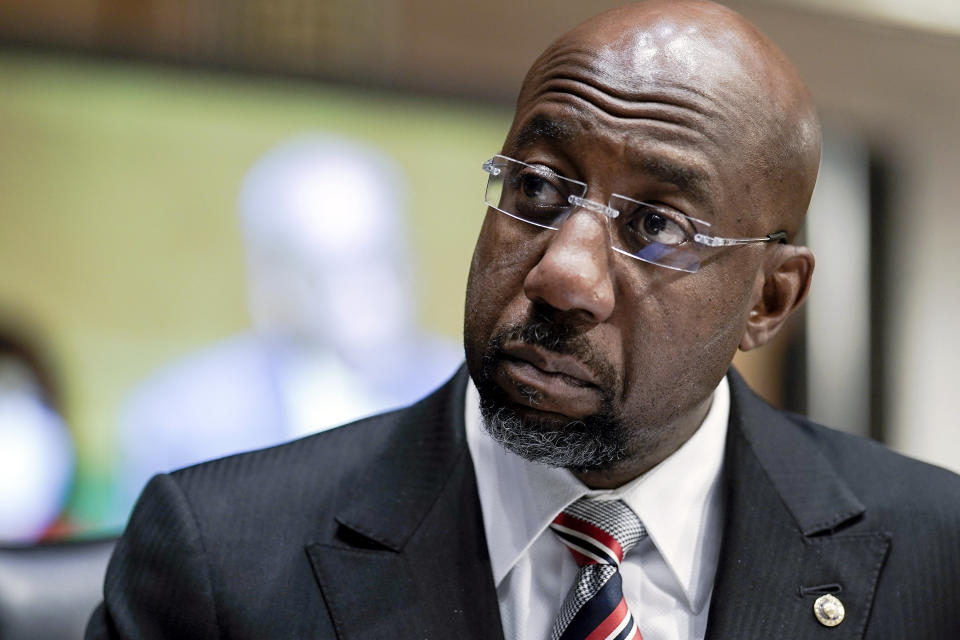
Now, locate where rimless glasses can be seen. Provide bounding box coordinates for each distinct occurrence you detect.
[482,154,786,273]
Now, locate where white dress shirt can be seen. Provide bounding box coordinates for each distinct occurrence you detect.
[465,377,729,640]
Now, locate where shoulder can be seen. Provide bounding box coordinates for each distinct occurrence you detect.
[166,403,409,521]
[730,369,960,526]
[785,411,960,520]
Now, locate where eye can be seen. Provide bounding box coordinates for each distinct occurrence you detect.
[499,164,572,227]
[625,203,691,247]
[516,169,565,205]
[520,173,543,198]
[643,211,670,235]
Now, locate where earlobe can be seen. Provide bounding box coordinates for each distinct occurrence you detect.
[739,245,815,351]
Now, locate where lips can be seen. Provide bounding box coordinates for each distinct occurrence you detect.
[502,343,598,385]
[494,342,604,418]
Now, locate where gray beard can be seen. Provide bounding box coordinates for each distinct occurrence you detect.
[479,399,628,471]
[474,320,629,472]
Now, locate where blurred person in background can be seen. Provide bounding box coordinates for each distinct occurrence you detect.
[111,135,460,521]
[0,326,73,542]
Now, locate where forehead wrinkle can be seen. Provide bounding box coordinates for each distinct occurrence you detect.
[520,49,727,145]
[506,112,716,212]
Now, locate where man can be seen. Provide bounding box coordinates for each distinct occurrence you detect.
[111,135,460,525]
[88,1,960,638]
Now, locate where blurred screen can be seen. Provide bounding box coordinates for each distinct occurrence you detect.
[0,50,512,534]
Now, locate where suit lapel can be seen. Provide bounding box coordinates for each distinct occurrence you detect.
[706,371,890,639]
[306,367,504,639]
[305,364,892,638]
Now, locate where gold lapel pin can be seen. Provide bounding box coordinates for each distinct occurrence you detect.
[813,593,845,627]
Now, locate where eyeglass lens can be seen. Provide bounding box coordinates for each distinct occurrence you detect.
[483,156,704,272]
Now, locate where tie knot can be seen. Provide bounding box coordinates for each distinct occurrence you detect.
[550,498,646,567]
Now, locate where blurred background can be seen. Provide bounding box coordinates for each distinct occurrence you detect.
[0,0,958,542]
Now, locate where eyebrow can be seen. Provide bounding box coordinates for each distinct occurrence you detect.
[638,157,711,204]
[507,115,711,203]
[508,116,573,154]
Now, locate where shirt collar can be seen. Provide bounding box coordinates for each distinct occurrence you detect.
[465,376,729,611]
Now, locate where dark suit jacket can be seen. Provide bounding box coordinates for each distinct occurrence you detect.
[87,367,960,639]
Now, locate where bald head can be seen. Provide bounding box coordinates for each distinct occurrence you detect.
[513,0,820,237]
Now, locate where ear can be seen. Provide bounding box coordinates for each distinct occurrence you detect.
[739,244,815,351]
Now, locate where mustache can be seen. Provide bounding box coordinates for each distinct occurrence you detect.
[500,321,587,355]
[482,319,615,389]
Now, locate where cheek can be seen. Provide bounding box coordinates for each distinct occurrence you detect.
[680,266,756,362]
[463,216,539,365]
[466,217,532,312]
[617,266,753,414]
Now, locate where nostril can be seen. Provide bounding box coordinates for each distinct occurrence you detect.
[523,254,615,324]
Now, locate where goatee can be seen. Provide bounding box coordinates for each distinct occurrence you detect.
[473,319,629,471]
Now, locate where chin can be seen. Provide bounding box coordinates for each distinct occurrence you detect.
[476,379,628,471]
[467,316,629,470]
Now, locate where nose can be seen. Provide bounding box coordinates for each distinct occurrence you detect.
[523,211,616,323]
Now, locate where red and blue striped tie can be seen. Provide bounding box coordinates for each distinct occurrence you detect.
[549,498,646,640]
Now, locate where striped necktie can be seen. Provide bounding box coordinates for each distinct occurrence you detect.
[549,498,647,640]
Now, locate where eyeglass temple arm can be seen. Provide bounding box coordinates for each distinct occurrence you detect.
[694,230,787,247]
